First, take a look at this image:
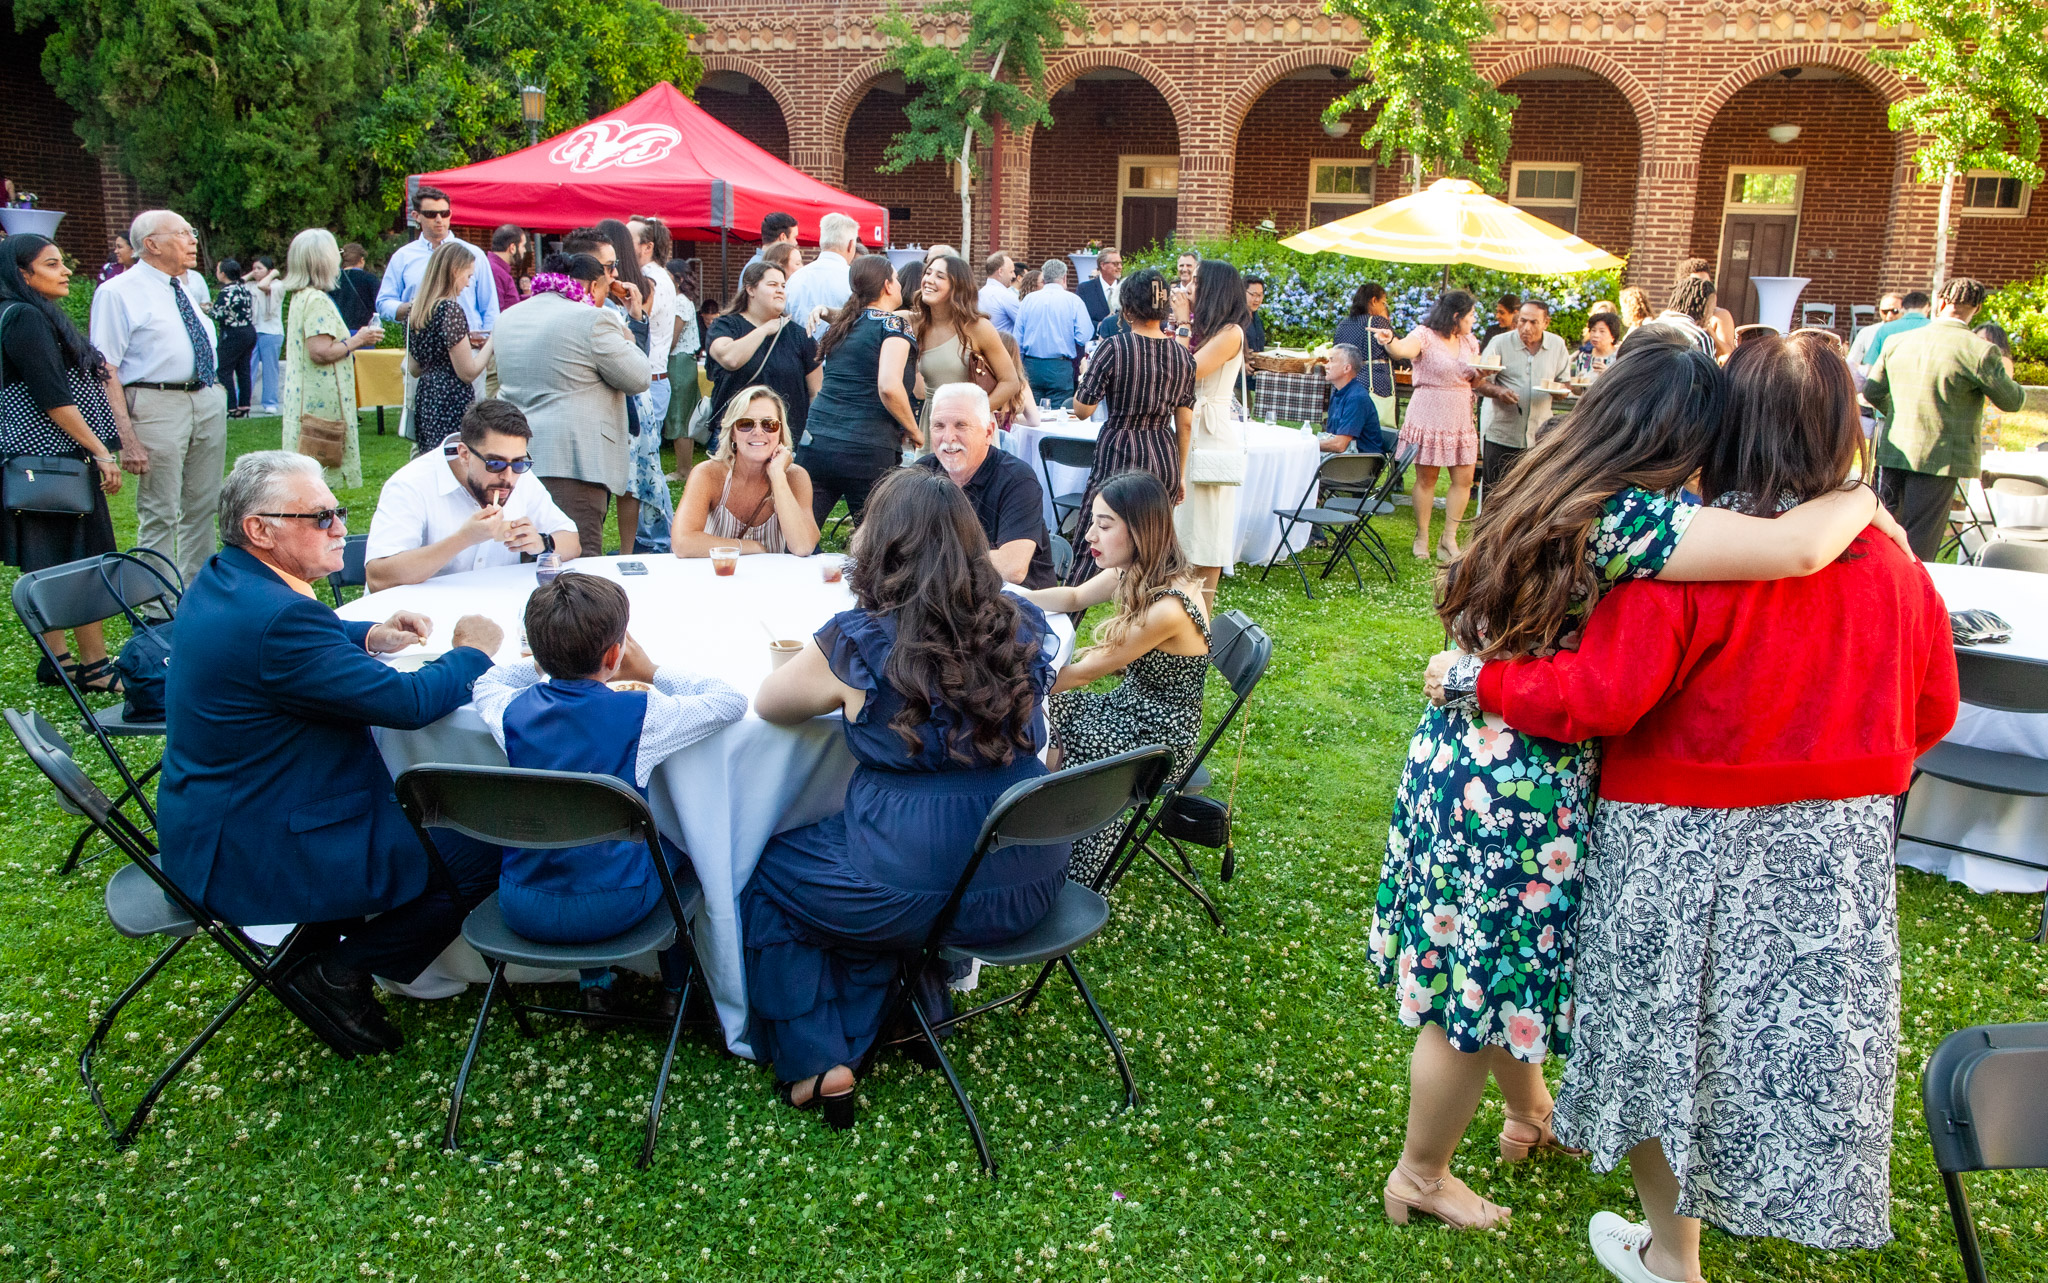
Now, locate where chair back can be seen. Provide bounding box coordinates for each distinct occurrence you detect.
[1281,452,1381,518]
[1923,1023,2048,1173]
[6,707,113,826]
[1979,540,2048,574]
[1983,471,2048,500]
[1038,436,1098,471]
[1206,609,1272,704]
[329,535,369,593]
[1955,649,2048,715]
[12,550,180,636]
[1049,533,1074,581]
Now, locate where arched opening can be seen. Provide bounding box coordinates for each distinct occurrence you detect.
[696,69,790,163]
[1229,64,1378,236]
[1690,66,1893,326]
[1028,67,1181,259]
[1497,68,1640,256]
[841,74,971,253]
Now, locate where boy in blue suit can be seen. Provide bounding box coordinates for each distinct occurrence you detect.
[472,573,745,1014]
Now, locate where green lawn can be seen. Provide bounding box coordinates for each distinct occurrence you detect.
[1,417,2045,1283]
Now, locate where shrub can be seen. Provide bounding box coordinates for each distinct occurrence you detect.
[1123,230,1625,347]
[1981,269,2048,365]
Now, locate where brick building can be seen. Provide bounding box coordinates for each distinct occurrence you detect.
[685,0,2048,325]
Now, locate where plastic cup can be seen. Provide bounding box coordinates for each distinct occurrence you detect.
[768,639,803,669]
[710,546,741,576]
[819,558,845,584]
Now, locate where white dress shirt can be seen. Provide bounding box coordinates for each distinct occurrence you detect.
[783,252,853,338]
[375,235,501,332]
[643,265,678,377]
[89,260,218,385]
[364,446,578,578]
[473,660,747,787]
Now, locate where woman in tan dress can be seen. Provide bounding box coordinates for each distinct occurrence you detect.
[910,254,1020,435]
[670,386,821,557]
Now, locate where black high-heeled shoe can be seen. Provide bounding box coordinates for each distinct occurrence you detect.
[779,1072,857,1130]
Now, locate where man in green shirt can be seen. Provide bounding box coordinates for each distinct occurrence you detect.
[1865,277,2027,558]
[1862,288,1930,365]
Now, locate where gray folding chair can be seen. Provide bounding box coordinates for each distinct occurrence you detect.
[862,744,1174,1175]
[1978,473,2048,545]
[1049,532,1074,581]
[1896,649,2048,940]
[1260,452,1391,597]
[1978,540,2048,574]
[1038,435,1097,537]
[324,534,369,607]
[1922,1022,2048,1283]
[394,764,703,1169]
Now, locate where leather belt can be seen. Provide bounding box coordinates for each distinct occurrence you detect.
[127,379,213,392]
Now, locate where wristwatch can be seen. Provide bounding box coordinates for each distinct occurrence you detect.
[539,532,555,555]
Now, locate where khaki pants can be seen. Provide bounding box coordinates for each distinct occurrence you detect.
[126,385,228,588]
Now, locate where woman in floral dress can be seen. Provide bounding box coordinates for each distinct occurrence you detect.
[280,229,384,490]
[1372,336,1908,1232]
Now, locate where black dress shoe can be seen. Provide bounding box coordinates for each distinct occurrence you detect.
[288,958,402,1055]
[579,984,618,1017]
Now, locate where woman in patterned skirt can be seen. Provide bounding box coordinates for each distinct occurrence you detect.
[1371,336,1909,1233]
[1442,333,1953,1278]
[1065,269,1195,584]
[1383,291,1483,562]
[1022,470,1209,883]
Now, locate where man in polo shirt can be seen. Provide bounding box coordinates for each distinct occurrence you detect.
[364,399,580,591]
[1477,299,1571,490]
[914,384,1054,588]
[1318,345,1385,454]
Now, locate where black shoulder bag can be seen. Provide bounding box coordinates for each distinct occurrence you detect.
[0,303,100,516]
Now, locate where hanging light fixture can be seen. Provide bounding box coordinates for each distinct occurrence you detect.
[1323,118,1352,138]
[1767,123,1802,144]
[521,83,548,147]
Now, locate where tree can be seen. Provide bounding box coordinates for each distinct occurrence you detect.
[17,0,392,253]
[1319,0,1517,195]
[358,0,704,215]
[875,0,1087,258]
[1871,0,2048,290]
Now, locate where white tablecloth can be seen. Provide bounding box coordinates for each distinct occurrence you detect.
[1003,416,1324,571]
[1972,450,2048,533]
[338,554,1072,1058]
[1899,562,2048,894]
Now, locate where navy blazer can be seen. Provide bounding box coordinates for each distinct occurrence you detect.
[1076,276,1111,328]
[156,546,494,926]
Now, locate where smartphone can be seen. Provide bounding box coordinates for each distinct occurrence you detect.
[617,560,648,576]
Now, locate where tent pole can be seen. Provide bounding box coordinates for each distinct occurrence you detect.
[721,228,729,305]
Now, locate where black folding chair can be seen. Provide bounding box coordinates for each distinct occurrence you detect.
[1260,453,1392,597]
[862,745,1174,1176]
[1897,649,2048,940]
[394,764,703,1169]
[1049,533,1074,581]
[1038,435,1097,537]
[1922,1022,2048,1283]
[1097,612,1273,928]
[325,534,369,607]
[6,708,351,1149]
[1322,442,1417,585]
[11,549,182,873]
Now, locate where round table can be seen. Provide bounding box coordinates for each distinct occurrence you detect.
[336,554,1073,1058]
[1003,415,1323,570]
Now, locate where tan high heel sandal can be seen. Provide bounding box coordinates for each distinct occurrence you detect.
[1499,1105,1587,1163]
[1382,1162,1511,1230]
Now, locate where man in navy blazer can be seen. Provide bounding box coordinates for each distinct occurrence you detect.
[1074,246,1122,329]
[157,452,506,1057]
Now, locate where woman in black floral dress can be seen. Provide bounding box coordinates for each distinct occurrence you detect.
[406,240,492,456]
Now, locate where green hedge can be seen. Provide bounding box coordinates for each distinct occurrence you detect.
[1124,231,1625,347]
[1981,270,2048,365]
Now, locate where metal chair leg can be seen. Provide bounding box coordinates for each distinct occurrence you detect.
[640,971,691,1169]
[1942,1171,1990,1283]
[913,988,994,1175]
[1014,959,1060,1014]
[79,936,188,1138]
[61,762,162,876]
[115,974,264,1149]
[445,961,503,1153]
[1062,955,1138,1111]
[1142,839,1226,930]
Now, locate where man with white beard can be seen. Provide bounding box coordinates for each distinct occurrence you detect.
[911,383,1054,588]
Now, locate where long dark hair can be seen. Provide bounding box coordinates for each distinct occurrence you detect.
[1090,471,1195,651]
[1119,267,1171,325]
[1348,281,1386,318]
[592,218,647,299]
[1703,333,1866,516]
[1438,340,1725,659]
[818,254,896,359]
[848,469,1039,765]
[1422,289,1477,339]
[0,235,107,379]
[666,257,701,307]
[911,254,982,344]
[1189,258,1252,349]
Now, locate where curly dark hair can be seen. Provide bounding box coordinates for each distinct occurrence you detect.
[847,469,1040,766]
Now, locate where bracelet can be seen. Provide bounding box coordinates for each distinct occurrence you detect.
[93,454,117,465]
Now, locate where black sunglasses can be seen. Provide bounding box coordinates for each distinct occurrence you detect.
[417,207,453,219]
[476,454,534,474]
[258,507,348,529]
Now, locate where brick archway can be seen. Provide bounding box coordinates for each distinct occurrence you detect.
[1221,47,1359,143]
[1037,48,1195,144]
[822,56,900,153]
[1482,45,1656,146]
[1685,44,1909,151]
[698,55,800,134]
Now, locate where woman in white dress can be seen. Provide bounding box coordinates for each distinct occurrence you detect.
[1174,259,1251,613]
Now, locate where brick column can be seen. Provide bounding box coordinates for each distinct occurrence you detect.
[992,120,1033,261]
[1880,135,1941,293]
[1628,126,1698,291]
[788,127,845,189]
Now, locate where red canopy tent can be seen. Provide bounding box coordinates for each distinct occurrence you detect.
[416,82,887,249]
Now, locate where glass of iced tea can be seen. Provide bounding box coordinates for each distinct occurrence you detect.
[819,557,845,584]
[710,546,741,577]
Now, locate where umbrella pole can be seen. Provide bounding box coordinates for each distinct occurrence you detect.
[1441,263,1450,291]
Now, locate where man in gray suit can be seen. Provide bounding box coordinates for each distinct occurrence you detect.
[491,265,650,556]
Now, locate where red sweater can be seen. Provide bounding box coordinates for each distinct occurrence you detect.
[1476,528,1959,808]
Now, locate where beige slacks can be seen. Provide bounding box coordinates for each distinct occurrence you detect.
[125,385,228,588]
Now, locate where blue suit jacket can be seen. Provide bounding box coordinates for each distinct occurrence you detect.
[156,546,494,926]
[1076,277,1110,328]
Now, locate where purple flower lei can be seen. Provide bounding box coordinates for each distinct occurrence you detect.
[531,273,588,304]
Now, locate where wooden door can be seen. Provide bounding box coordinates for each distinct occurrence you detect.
[1716,213,1798,326]
[1120,197,1177,252]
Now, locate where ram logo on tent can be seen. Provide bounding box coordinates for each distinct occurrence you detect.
[551,121,683,173]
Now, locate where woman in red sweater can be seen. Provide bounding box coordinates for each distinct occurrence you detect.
[1436,333,1958,1281]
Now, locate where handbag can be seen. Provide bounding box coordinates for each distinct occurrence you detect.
[292,300,349,469]
[1155,634,1255,880]
[963,334,1002,401]
[0,304,101,516]
[97,552,182,723]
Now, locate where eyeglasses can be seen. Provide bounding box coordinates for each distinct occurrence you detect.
[417,208,453,220]
[258,507,348,529]
[732,418,783,436]
[476,454,534,474]
[1879,308,1901,317]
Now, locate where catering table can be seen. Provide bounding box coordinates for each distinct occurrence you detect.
[337,554,1073,1058]
[1899,562,2048,894]
[1971,450,2048,533]
[1003,415,1324,570]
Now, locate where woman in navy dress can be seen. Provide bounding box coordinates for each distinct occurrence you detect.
[744,468,1067,1128]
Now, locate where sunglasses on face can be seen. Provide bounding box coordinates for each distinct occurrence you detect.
[259,507,348,529]
[732,418,783,436]
[418,208,453,220]
[476,454,534,474]
[600,262,619,275]
[1879,308,1901,317]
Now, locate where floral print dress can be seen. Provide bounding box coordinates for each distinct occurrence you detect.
[1369,487,1697,1061]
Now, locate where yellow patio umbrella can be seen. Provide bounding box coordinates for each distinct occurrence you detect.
[1280,177,1624,277]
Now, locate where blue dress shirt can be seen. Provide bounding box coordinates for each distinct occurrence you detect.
[1015,285,1094,359]
[376,235,501,332]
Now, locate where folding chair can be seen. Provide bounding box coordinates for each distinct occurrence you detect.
[1038,435,1098,537]
[862,745,1174,1176]
[1800,302,1837,331]
[1978,540,2048,574]
[1922,1022,2048,1283]
[1323,443,1418,585]
[1260,452,1389,597]
[394,764,703,1169]
[7,708,347,1149]
[11,549,181,873]
[325,534,369,607]
[1097,612,1273,928]
[1049,532,1074,581]
[1896,649,2048,941]
[1975,473,2048,545]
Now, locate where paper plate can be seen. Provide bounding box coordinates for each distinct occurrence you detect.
[383,651,447,672]
[608,679,655,692]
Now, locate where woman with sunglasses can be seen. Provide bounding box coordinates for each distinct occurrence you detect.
[670,386,820,558]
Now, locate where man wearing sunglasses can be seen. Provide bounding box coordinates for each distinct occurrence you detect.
[375,186,500,439]
[364,399,580,590]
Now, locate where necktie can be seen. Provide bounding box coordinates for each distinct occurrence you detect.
[170,277,217,387]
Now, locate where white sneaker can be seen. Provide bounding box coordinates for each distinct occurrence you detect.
[1589,1211,1684,1283]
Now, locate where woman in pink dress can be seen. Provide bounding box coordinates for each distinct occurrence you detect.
[1385,291,1483,561]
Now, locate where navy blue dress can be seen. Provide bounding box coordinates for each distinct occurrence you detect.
[741,600,1069,1083]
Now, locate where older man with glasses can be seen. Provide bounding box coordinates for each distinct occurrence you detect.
[157,451,506,1058]
[365,398,580,590]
